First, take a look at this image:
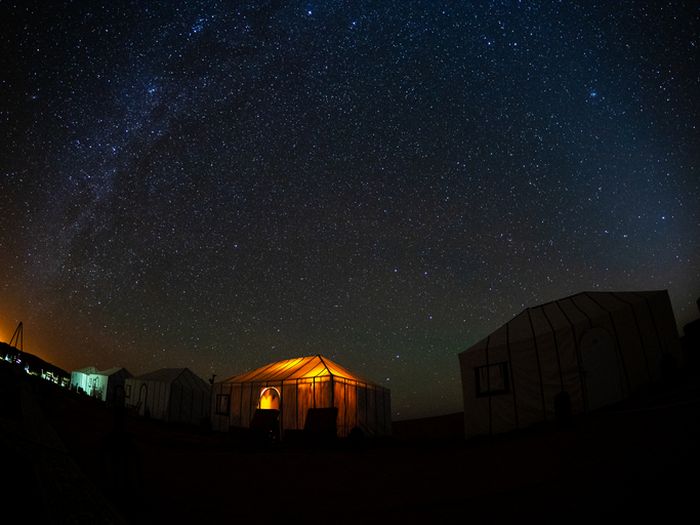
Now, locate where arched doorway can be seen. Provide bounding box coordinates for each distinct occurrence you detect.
[259,387,281,410]
[138,383,149,417]
[112,383,126,408]
[253,387,281,444]
[580,327,623,411]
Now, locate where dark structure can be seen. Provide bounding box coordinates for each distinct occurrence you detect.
[124,368,210,425]
[459,290,681,438]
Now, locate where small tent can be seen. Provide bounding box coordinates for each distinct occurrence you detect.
[125,368,210,425]
[458,290,681,438]
[71,366,132,405]
[211,355,391,438]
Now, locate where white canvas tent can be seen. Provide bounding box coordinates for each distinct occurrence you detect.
[70,366,132,405]
[125,368,210,425]
[212,355,391,438]
[459,290,681,438]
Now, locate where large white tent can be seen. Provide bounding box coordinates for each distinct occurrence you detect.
[459,290,681,438]
[125,368,210,425]
[212,355,391,438]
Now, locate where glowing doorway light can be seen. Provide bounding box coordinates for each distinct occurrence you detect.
[259,387,281,410]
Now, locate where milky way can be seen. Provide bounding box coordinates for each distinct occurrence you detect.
[1,1,698,418]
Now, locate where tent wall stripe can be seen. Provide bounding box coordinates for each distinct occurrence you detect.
[584,292,632,395]
[541,306,565,391]
[484,335,492,436]
[526,308,547,421]
[506,321,519,429]
[569,295,593,329]
[638,292,666,354]
[569,295,595,412]
[555,299,589,412]
[611,292,653,382]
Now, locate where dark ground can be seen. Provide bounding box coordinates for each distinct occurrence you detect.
[2,361,699,525]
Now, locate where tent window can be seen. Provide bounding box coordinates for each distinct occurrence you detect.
[215,394,230,415]
[125,384,132,398]
[475,362,510,397]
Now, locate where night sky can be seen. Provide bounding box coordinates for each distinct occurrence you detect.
[1,1,698,419]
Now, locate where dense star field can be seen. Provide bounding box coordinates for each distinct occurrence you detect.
[1,1,698,418]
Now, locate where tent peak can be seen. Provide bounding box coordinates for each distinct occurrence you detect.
[523,289,668,313]
[220,354,375,384]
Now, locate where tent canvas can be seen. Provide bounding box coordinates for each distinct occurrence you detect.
[70,366,132,405]
[211,355,391,438]
[125,368,210,425]
[458,290,681,438]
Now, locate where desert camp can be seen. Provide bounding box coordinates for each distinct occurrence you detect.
[0,292,698,524]
[2,2,698,521]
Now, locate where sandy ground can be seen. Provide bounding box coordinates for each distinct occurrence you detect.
[2,362,699,524]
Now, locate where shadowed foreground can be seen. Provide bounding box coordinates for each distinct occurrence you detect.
[2,361,698,524]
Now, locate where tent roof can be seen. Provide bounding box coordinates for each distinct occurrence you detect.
[526,290,657,313]
[73,366,131,376]
[100,367,131,377]
[74,366,99,374]
[74,366,131,377]
[460,290,668,352]
[132,367,209,390]
[221,355,372,384]
[136,368,188,383]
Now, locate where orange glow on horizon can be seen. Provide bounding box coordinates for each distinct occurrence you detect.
[0,318,18,347]
[0,320,66,371]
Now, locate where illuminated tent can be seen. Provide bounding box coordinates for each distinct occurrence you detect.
[125,368,210,425]
[70,366,132,405]
[459,290,681,438]
[211,355,391,438]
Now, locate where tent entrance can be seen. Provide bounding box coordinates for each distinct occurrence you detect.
[580,327,623,410]
[259,387,281,410]
[138,384,148,416]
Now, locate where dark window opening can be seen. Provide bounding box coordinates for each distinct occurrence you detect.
[475,362,510,397]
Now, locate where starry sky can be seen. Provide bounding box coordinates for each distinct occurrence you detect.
[1,1,698,419]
